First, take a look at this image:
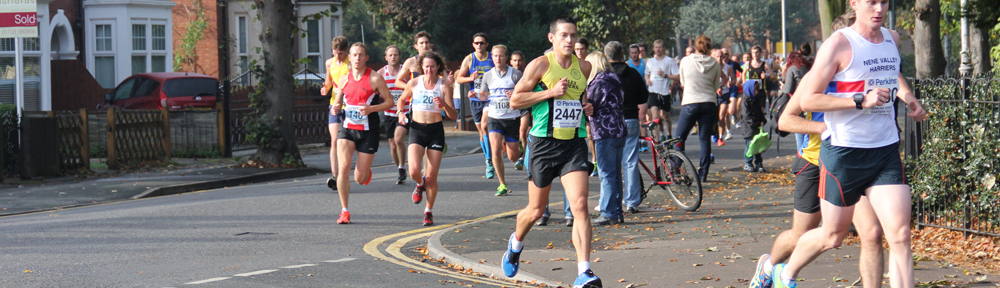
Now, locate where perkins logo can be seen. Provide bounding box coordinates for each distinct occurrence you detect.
[868,78,898,86]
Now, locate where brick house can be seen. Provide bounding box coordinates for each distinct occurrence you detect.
[0,0,342,112]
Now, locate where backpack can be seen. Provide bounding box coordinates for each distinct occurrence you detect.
[770,92,791,137]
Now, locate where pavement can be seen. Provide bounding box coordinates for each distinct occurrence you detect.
[427,154,1000,288]
[0,119,482,217]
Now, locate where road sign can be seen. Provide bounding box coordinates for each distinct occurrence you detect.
[0,0,38,38]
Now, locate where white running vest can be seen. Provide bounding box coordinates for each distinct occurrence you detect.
[822,27,901,148]
[411,76,443,113]
[486,67,520,120]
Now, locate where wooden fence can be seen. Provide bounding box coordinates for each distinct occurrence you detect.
[106,108,170,169]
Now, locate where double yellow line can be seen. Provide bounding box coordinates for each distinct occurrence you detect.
[363,210,524,287]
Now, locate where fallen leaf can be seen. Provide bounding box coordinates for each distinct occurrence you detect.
[617,278,627,282]
[706,246,719,252]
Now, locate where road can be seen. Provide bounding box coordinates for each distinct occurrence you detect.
[0,131,795,287]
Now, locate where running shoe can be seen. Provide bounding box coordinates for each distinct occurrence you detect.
[361,168,372,185]
[735,122,743,129]
[743,164,755,172]
[412,180,425,204]
[496,184,509,196]
[326,177,337,191]
[515,158,525,171]
[396,169,406,185]
[757,166,767,173]
[724,131,733,140]
[772,263,796,288]
[422,212,434,226]
[572,269,602,288]
[717,139,726,146]
[337,210,351,224]
[690,127,698,135]
[638,145,649,153]
[590,162,598,177]
[501,233,521,277]
[711,135,718,143]
[660,135,668,142]
[486,159,496,179]
[535,216,549,226]
[749,254,773,288]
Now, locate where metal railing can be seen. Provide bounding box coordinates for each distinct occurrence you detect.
[905,74,1000,237]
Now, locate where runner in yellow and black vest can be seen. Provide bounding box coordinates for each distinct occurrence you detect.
[320,36,351,191]
[501,17,603,288]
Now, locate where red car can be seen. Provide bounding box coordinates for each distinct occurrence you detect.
[98,72,219,110]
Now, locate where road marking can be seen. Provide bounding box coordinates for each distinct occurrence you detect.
[184,277,231,284]
[279,264,318,269]
[363,209,521,287]
[233,269,279,277]
[323,257,357,263]
[386,231,514,287]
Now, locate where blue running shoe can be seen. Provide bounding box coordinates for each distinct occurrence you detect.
[772,263,796,288]
[515,158,525,170]
[639,145,649,153]
[573,269,602,288]
[486,159,496,179]
[501,233,521,277]
[748,254,773,288]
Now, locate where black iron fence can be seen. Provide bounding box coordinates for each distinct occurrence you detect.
[905,74,1000,237]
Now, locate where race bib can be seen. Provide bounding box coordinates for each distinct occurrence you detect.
[390,89,403,103]
[344,105,368,128]
[552,99,583,128]
[413,91,440,112]
[489,92,511,116]
[864,77,899,115]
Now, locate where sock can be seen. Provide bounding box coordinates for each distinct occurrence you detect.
[763,259,774,277]
[483,135,492,159]
[781,269,795,286]
[342,208,349,212]
[398,164,404,169]
[509,233,523,252]
[424,208,432,213]
[577,262,590,275]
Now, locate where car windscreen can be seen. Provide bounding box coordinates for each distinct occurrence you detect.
[162,78,219,98]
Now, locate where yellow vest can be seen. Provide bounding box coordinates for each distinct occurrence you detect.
[530,51,587,140]
[328,58,350,105]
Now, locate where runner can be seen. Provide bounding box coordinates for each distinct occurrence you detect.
[399,51,457,226]
[627,44,646,77]
[573,38,598,177]
[511,50,529,173]
[711,48,732,147]
[395,31,433,86]
[320,36,350,191]
[502,16,602,288]
[644,40,680,141]
[730,52,753,128]
[379,45,410,185]
[770,0,927,287]
[329,43,395,224]
[456,33,497,180]
[636,41,648,60]
[722,47,741,140]
[476,45,523,196]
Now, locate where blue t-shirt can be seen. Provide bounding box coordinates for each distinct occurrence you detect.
[627,58,646,79]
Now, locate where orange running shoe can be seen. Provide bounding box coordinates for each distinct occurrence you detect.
[337,210,351,224]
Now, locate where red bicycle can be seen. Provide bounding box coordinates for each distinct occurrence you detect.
[637,119,703,212]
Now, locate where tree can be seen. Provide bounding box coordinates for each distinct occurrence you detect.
[569,0,683,50]
[914,0,947,78]
[249,0,301,165]
[966,0,999,74]
[675,0,774,53]
[817,0,847,39]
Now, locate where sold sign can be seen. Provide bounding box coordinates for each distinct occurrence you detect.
[0,0,38,37]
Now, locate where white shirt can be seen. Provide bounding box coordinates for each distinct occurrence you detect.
[645,55,679,95]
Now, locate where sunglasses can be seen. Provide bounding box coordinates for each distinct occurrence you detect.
[473,42,487,45]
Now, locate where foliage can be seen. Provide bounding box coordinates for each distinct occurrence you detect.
[566,0,684,50]
[90,143,107,158]
[342,1,386,61]
[173,149,221,158]
[0,104,15,115]
[676,0,776,53]
[906,75,1000,233]
[173,0,208,72]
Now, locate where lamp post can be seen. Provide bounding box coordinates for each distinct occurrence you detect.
[958,0,973,76]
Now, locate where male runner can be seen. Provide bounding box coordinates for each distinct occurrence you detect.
[510,50,529,171]
[636,41,648,60]
[329,43,395,224]
[502,16,601,288]
[771,1,927,287]
[379,45,409,184]
[395,31,433,86]
[320,36,350,191]
[644,40,680,141]
[456,33,497,179]
[751,55,885,288]
[627,44,646,77]
[477,45,523,196]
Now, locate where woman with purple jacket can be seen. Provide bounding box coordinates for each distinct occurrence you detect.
[584,50,627,226]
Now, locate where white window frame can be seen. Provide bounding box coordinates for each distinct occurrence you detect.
[131,20,147,75]
[91,20,116,88]
[130,19,169,75]
[305,18,322,72]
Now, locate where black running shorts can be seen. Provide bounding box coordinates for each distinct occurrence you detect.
[647,93,672,110]
[819,140,905,207]
[528,136,593,188]
[409,121,446,151]
[338,128,380,154]
[487,117,521,143]
[791,156,820,214]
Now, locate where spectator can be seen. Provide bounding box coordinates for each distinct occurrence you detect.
[584,50,627,225]
[676,35,722,181]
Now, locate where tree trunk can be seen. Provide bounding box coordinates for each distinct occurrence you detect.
[970,25,993,75]
[602,0,620,42]
[817,0,847,39]
[913,0,947,78]
[253,0,301,165]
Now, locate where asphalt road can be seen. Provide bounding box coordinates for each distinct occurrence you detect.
[0,125,795,287]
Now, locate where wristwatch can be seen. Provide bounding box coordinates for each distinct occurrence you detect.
[853,93,864,110]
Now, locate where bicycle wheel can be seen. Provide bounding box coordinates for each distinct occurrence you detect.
[660,149,703,212]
